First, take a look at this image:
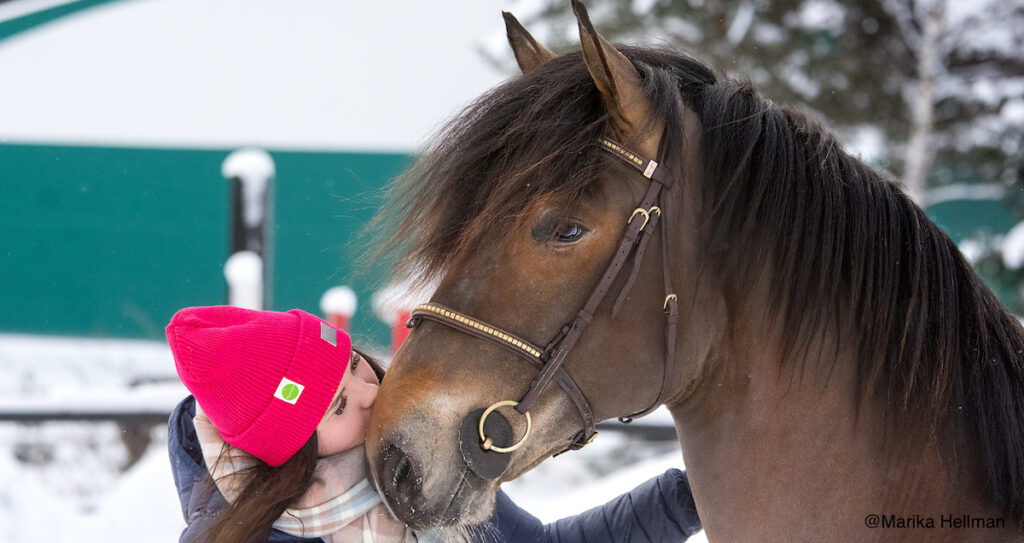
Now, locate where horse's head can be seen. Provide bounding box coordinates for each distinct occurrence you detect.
[363,1,1024,536]
[366,1,726,530]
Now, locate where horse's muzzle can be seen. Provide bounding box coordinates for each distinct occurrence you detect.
[377,440,424,521]
[375,433,498,530]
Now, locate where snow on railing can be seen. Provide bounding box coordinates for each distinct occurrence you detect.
[0,382,187,423]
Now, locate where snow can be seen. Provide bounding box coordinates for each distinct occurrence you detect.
[0,333,177,397]
[504,431,681,520]
[222,148,274,228]
[372,278,439,326]
[1002,222,1024,270]
[725,2,755,44]
[632,0,659,14]
[780,49,820,99]
[70,437,186,541]
[921,183,1007,207]
[790,0,845,30]
[958,237,991,264]
[0,421,702,542]
[0,333,703,542]
[0,421,185,542]
[752,22,786,45]
[946,0,995,25]
[660,16,703,44]
[224,250,263,310]
[844,125,885,164]
[1003,99,1024,123]
[320,286,358,318]
[950,6,1017,53]
[935,71,1024,111]
[0,382,185,415]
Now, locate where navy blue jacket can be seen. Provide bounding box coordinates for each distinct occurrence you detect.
[169,396,701,542]
[477,471,701,542]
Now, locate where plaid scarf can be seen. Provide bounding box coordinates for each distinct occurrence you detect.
[194,407,416,543]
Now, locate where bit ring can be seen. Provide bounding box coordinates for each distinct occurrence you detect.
[479,400,532,454]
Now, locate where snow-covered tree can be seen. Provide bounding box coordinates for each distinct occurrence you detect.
[492,0,1024,310]
[508,0,1024,196]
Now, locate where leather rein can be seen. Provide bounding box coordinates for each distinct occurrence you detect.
[406,134,678,467]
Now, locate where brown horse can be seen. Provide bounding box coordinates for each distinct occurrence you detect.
[365,2,1024,541]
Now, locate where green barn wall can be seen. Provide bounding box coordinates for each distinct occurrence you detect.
[0,143,410,348]
[2,142,1019,346]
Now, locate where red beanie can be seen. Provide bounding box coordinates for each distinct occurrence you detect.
[166,306,352,466]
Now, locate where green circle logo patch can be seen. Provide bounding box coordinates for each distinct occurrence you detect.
[275,377,304,404]
[281,384,300,401]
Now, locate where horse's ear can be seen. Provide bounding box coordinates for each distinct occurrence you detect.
[503,11,556,74]
[572,0,651,137]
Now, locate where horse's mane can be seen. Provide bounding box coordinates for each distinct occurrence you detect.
[376,47,1024,519]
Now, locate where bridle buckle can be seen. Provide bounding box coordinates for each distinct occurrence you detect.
[663,293,677,312]
[629,208,651,231]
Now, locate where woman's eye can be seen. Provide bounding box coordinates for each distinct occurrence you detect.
[335,395,347,415]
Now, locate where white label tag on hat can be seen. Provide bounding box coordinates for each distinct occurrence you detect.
[321,321,337,346]
[274,377,304,404]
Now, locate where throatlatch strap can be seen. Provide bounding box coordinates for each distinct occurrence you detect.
[614,131,679,421]
[619,211,677,421]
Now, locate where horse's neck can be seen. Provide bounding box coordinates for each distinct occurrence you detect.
[670,340,1014,542]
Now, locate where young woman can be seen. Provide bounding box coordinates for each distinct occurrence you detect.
[166,305,702,542]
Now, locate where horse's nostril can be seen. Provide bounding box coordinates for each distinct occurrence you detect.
[380,442,422,507]
[393,455,412,486]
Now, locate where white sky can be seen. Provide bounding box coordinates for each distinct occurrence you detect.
[0,0,77,22]
[0,0,518,152]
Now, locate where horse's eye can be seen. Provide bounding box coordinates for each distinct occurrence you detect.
[554,222,586,243]
[532,216,588,244]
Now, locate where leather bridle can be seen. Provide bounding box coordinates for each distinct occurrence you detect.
[406,134,678,471]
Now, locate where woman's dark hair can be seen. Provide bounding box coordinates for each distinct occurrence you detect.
[359,348,386,382]
[198,348,387,542]
[201,433,319,543]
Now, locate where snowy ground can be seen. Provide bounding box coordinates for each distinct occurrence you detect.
[0,333,705,542]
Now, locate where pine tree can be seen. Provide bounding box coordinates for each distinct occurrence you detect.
[513,0,1023,192]
[503,0,1024,307]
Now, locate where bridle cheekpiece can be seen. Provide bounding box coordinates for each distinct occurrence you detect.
[406,133,679,479]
